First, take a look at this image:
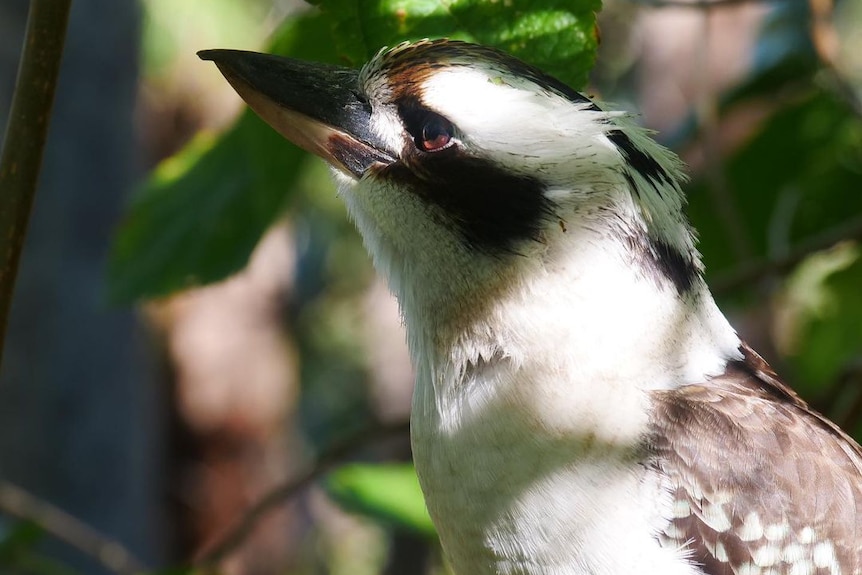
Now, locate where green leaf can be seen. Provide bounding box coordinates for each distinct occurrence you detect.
[319,0,601,89]
[324,463,436,538]
[109,11,337,302]
[109,113,301,301]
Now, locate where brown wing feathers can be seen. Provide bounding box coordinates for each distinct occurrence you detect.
[650,343,862,574]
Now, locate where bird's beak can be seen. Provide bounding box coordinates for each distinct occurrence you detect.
[198,49,396,178]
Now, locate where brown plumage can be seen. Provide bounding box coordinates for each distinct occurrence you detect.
[651,344,862,574]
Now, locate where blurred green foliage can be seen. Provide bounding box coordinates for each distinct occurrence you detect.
[690,91,862,276]
[687,1,862,281]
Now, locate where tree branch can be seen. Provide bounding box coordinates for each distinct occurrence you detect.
[0,481,147,575]
[195,419,411,570]
[712,215,862,295]
[0,0,72,370]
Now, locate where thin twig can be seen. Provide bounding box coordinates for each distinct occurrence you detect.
[194,419,411,570]
[0,481,147,575]
[0,0,72,371]
[712,215,862,294]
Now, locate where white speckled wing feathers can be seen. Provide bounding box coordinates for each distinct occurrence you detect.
[651,344,862,575]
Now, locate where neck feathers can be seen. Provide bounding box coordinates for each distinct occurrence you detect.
[419,217,739,386]
[409,216,741,460]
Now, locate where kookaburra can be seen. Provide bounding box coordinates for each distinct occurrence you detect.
[199,40,862,575]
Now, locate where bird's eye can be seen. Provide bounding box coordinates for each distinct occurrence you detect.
[417,114,454,152]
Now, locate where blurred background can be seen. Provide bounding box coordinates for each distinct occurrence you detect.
[0,0,860,574]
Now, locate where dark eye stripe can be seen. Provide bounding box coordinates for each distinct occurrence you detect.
[390,97,554,254]
[375,149,555,254]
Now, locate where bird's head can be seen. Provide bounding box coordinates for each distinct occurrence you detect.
[200,40,703,340]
